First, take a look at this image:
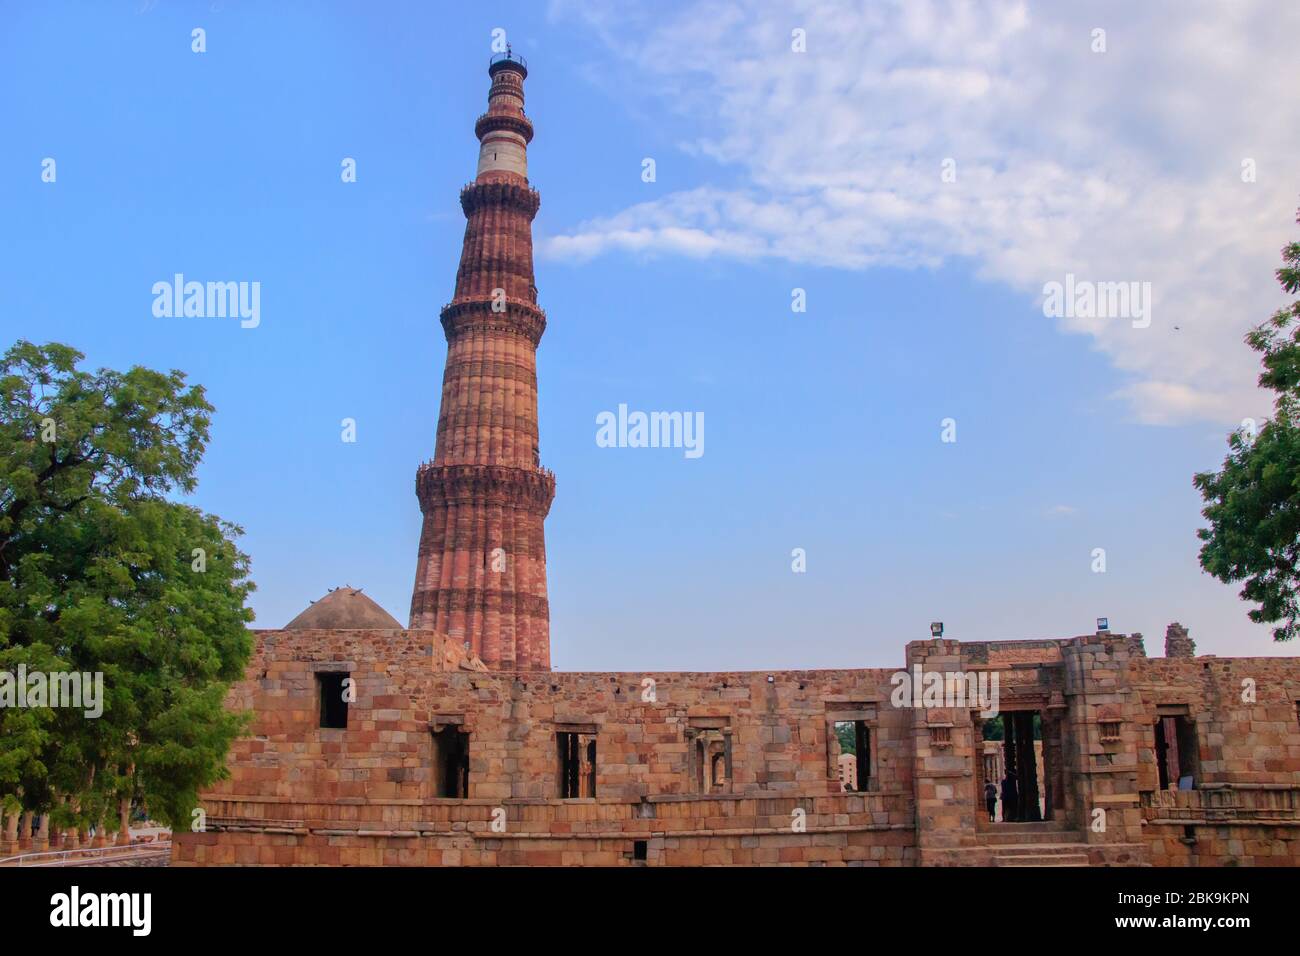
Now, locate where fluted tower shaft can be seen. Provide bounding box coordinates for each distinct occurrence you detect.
[410,54,555,671]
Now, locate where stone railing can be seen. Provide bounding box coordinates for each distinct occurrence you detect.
[1141,786,1300,823]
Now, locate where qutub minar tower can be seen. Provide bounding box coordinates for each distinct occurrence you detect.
[408,51,555,671]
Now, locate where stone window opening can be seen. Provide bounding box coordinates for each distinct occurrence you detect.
[686,721,732,795]
[832,719,872,792]
[1100,721,1122,742]
[1154,708,1198,790]
[557,729,597,798]
[317,672,349,729]
[431,723,470,798]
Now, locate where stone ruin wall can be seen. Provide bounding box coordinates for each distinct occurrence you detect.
[1131,654,1300,865]
[171,628,1300,866]
[174,628,918,865]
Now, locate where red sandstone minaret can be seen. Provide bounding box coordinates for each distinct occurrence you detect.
[409,50,555,671]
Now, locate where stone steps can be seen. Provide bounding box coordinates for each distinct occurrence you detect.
[997,852,1091,867]
[983,820,1070,831]
[980,830,1085,845]
[996,842,1091,856]
[979,824,1093,866]
[993,841,1091,867]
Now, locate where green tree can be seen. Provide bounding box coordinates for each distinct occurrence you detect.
[980,714,1040,740]
[1195,208,1300,642]
[834,721,856,754]
[0,341,254,836]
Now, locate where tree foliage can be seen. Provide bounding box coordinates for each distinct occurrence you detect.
[834,721,856,755]
[0,341,254,832]
[1195,208,1300,641]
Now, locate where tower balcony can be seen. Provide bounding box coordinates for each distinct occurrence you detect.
[488,51,528,78]
[438,296,547,346]
[475,111,534,144]
[459,179,540,218]
[414,460,556,515]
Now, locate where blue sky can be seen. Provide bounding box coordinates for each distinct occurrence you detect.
[3,1,1298,669]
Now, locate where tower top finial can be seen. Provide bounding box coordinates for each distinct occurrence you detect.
[489,49,528,79]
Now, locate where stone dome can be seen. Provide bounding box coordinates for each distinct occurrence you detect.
[283,588,403,630]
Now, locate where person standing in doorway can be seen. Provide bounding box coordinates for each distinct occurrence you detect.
[983,780,998,822]
[1001,772,1019,822]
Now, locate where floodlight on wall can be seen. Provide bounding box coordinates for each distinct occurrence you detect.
[1097,617,1110,632]
[930,622,944,638]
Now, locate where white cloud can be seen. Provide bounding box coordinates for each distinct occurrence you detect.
[546,0,1300,425]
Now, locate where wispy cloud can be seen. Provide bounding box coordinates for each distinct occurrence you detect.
[547,0,1300,426]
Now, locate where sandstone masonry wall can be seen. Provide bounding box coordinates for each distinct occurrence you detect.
[172,628,1300,867]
